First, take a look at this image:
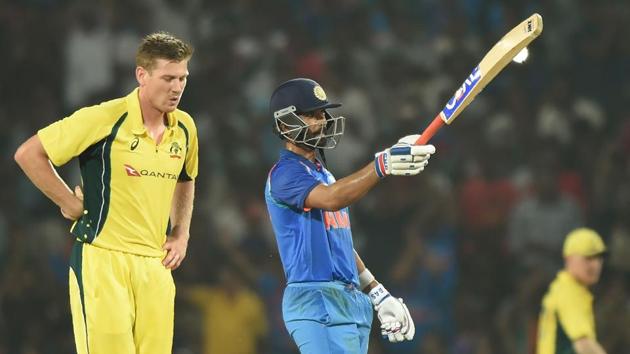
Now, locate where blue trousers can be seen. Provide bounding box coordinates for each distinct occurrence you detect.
[283,282,373,354]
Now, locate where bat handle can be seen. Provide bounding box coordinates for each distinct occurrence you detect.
[415,115,445,144]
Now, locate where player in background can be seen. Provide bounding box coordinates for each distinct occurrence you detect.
[264,78,436,353]
[537,228,607,354]
[14,32,198,354]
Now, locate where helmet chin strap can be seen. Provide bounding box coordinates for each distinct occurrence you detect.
[317,148,327,168]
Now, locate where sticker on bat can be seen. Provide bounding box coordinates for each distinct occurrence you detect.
[441,66,482,122]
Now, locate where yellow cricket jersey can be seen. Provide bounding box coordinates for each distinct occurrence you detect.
[38,88,198,257]
[537,271,596,354]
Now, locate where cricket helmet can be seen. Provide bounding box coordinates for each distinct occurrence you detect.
[269,78,345,149]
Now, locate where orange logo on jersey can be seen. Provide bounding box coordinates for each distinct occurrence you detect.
[324,210,350,230]
[124,164,141,177]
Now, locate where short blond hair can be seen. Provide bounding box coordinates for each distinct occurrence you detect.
[136,32,193,71]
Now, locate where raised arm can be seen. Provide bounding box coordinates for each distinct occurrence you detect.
[306,135,435,211]
[305,163,379,211]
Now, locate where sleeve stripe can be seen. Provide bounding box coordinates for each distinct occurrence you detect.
[177,121,190,149]
[76,112,127,242]
[177,121,193,181]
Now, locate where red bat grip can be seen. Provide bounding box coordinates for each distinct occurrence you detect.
[415,115,445,144]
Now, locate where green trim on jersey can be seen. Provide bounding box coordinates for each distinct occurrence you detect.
[537,271,595,354]
[555,312,575,354]
[78,113,127,242]
[177,121,191,181]
[69,242,89,353]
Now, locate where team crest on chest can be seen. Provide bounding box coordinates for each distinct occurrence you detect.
[169,141,182,159]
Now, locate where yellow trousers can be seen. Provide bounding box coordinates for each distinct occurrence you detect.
[69,241,175,354]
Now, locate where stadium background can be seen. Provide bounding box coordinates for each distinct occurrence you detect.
[1,0,630,353]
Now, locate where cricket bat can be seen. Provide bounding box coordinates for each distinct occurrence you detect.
[415,13,543,145]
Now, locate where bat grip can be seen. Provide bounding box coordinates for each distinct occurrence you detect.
[415,115,445,144]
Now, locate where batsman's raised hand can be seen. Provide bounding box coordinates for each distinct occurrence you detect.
[374,134,436,178]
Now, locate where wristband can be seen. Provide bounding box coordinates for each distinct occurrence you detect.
[374,152,388,178]
[358,268,376,290]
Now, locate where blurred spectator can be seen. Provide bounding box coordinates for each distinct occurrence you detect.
[387,173,457,353]
[495,269,548,354]
[180,264,269,354]
[458,137,520,311]
[63,5,115,107]
[606,153,630,275]
[596,274,630,353]
[508,148,583,274]
[0,213,7,272]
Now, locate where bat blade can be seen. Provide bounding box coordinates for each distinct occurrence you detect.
[416,13,543,145]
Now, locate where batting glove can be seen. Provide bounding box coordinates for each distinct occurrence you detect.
[368,284,415,343]
[374,135,436,178]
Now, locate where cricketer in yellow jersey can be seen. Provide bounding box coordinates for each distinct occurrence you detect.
[14,32,198,354]
[537,228,607,354]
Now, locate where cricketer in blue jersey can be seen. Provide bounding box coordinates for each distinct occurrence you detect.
[265,78,436,353]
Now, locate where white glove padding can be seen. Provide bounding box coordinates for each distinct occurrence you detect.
[368,284,415,342]
[397,134,423,145]
[374,135,436,178]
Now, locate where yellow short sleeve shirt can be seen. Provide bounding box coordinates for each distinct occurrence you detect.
[38,88,198,257]
[536,271,596,354]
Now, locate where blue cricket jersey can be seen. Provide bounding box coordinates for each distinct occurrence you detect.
[265,149,359,287]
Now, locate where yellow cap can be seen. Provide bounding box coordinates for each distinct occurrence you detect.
[563,228,606,257]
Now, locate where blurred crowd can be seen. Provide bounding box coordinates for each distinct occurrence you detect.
[1,0,630,353]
